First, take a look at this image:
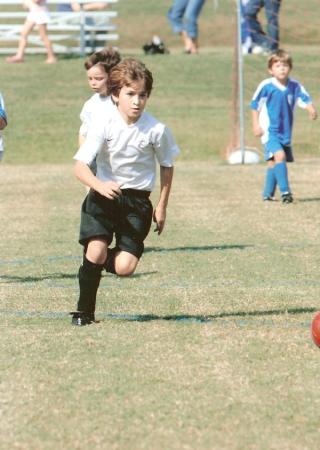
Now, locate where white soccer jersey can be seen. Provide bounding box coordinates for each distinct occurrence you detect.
[79,94,115,138]
[0,92,6,154]
[74,108,180,191]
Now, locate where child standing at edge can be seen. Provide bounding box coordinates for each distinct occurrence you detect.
[251,49,317,203]
[0,92,8,161]
[71,58,180,326]
[79,47,121,146]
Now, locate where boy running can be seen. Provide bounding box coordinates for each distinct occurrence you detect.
[251,49,317,202]
[71,58,180,326]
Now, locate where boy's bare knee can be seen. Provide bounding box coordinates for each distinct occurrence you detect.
[114,253,138,276]
[116,267,136,277]
[115,261,137,276]
[86,239,108,265]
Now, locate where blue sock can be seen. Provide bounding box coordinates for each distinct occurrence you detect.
[263,167,277,198]
[274,161,290,194]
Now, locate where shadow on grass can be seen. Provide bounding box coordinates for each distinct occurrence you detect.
[0,273,76,283]
[104,307,318,323]
[0,307,317,323]
[145,244,253,253]
[298,197,320,203]
[0,271,158,283]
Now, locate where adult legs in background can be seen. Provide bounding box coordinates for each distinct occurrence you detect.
[167,0,189,35]
[241,0,253,54]
[264,0,281,51]
[244,0,267,48]
[167,0,206,53]
[183,0,206,53]
[245,0,281,52]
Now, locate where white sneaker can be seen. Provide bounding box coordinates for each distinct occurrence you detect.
[252,45,264,55]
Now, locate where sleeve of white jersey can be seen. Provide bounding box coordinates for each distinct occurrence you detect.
[250,80,269,111]
[154,126,180,167]
[74,118,106,165]
[79,100,90,137]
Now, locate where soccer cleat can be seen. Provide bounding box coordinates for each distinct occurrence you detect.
[263,196,276,201]
[281,193,293,203]
[70,312,95,326]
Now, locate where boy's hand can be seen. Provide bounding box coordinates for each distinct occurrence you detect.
[96,180,122,200]
[306,103,317,121]
[253,124,263,137]
[309,107,318,121]
[0,117,6,130]
[153,205,166,235]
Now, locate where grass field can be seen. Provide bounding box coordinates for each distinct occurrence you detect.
[115,0,320,50]
[1,2,320,449]
[2,160,320,449]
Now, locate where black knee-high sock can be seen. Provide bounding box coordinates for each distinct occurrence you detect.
[104,247,118,274]
[77,256,103,315]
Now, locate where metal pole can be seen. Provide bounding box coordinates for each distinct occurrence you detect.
[236,0,245,164]
[79,7,85,56]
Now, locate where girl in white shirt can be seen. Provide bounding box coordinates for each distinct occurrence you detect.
[6,0,56,64]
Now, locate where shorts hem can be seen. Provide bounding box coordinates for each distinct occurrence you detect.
[117,243,143,259]
[79,233,112,247]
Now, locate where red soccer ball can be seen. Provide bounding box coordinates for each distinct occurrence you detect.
[311,312,320,347]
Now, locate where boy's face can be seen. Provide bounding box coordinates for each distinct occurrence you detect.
[269,60,291,84]
[112,80,148,124]
[87,64,108,96]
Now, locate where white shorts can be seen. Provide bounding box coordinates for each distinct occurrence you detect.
[27,10,50,25]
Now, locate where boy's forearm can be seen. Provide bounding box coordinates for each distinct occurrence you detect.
[74,160,99,191]
[251,109,263,136]
[158,166,174,208]
[152,166,174,235]
[252,110,259,127]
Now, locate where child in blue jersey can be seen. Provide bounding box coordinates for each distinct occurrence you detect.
[251,49,317,203]
[0,92,8,161]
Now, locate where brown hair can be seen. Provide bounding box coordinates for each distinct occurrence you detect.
[107,58,153,97]
[84,47,121,73]
[268,49,293,70]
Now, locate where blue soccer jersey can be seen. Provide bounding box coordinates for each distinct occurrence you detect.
[251,77,312,146]
[0,93,6,123]
[0,92,7,155]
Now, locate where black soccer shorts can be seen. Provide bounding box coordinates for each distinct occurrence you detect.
[79,188,153,258]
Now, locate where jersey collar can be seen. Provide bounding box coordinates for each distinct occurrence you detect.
[271,77,290,91]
